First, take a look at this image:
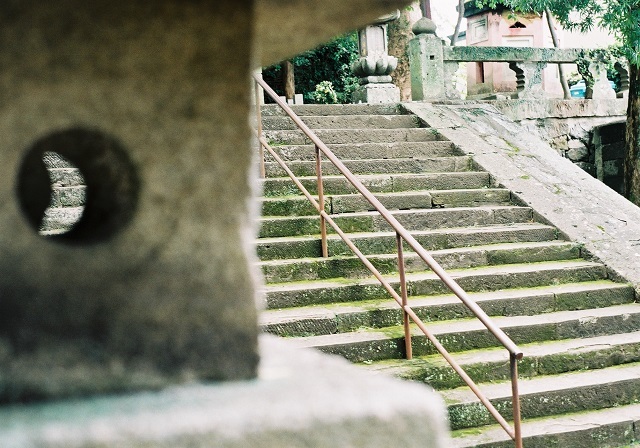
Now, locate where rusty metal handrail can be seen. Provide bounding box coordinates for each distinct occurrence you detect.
[254,74,523,447]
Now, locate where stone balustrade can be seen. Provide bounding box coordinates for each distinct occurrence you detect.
[409,18,629,101]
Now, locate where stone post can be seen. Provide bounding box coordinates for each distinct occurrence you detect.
[615,61,630,99]
[508,61,548,99]
[351,11,401,104]
[408,17,446,101]
[585,62,617,99]
[444,60,463,100]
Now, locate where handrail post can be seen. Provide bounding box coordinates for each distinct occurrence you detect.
[316,144,328,258]
[255,78,266,178]
[397,232,412,360]
[510,354,523,448]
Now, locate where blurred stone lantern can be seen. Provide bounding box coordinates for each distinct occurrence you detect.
[351,11,401,103]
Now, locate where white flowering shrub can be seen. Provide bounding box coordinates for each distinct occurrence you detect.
[312,81,339,104]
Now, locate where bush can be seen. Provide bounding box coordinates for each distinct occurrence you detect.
[262,32,360,104]
[311,81,339,104]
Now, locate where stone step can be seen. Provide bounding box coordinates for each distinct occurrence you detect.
[46,168,85,186]
[263,156,475,177]
[260,103,401,116]
[258,205,532,238]
[48,185,86,208]
[261,281,633,337]
[263,128,445,145]
[261,190,431,217]
[266,141,462,161]
[263,260,608,309]
[444,359,640,431]
[262,114,420,130]
[288,303,640,363]
[260,241,581,283]
[260,188,512,217]
[430,189,513,209]
[450,402,640,447]
[257,223,559,261]
[39,206,83,232]
[360,326,640,390]
[261,172,493,197]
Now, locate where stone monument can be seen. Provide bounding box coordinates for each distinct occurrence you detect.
[352,11,402,104]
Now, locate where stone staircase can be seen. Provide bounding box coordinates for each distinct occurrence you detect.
[39,151,86,235]
[257,103,640,447]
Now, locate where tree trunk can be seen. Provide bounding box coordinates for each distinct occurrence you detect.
[282,60,295,101]
[420,0,431,19]
[544,8,570,99]
[450,0,465,46]
[388,7,419,101]
[625,63,640,203]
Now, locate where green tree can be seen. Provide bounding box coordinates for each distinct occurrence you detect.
[263,33,359,104]
[477,0,640,204]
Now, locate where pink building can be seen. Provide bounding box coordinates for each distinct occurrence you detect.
[464,2,564,98]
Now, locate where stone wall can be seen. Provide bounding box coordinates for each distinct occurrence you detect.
[492,99,627,192]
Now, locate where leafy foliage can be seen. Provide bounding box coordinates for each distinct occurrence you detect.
[311,81,339,104]
[574,45,625,90]
[262,33,359,104]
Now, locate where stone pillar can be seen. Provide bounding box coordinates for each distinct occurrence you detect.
[444,61,463,100]
[585,62,617,99]
[508,61,548,99]
[351,12,401,103]
[615,61,630,99]
[408,18,446,101]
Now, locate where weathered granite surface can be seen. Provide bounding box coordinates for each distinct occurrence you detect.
[0,0,262,400]
[0,335,451,448]
[491,98,627,122]
[492,99,627,189]
[405,101,640,295]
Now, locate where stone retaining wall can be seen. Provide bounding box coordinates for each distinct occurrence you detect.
[492,99,627,192]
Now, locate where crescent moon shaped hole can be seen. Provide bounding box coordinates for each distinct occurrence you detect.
[16,128,140,245]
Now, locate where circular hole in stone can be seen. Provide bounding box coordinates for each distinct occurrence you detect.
[17,128,139,244]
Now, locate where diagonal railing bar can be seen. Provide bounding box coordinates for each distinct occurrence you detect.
[258,132,518,441]
[255,74,523,447]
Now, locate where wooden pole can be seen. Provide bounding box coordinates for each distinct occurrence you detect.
[282,60,295,101]
[545,9,571,99]
[420,0,432,19]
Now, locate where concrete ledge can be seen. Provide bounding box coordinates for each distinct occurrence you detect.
[444,46,583,64]
[0,335,450,448]
[404,101,640,296]
[490,98,627,121]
